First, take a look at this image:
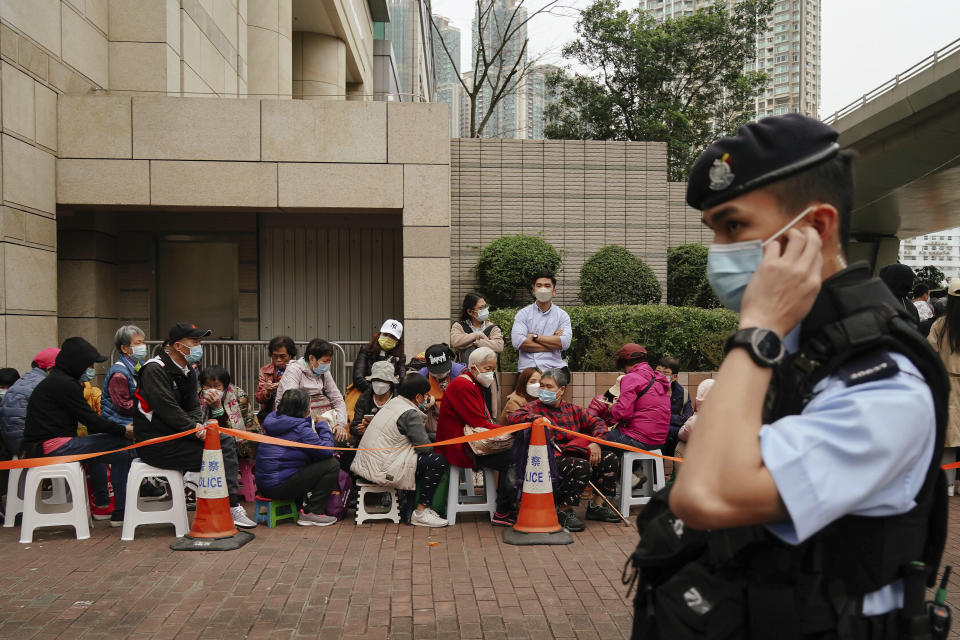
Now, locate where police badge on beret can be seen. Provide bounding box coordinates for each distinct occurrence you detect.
[708,153,735,191]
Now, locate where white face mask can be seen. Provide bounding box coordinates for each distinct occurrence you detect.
[707,205,816,311]
[371,381,391,396]
[526,382,540,397]
[534,287,553,303]
[474,370,495,388]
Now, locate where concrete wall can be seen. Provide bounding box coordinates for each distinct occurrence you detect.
[450,138,707,314]
[56,97,451,357]
[0,1,108,371]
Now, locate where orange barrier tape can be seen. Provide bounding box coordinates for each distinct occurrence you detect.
[546,425,684,463]
[0,426,202,470]
[942,462,960,470]
[217,422,532,451]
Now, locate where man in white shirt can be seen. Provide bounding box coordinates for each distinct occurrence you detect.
[510,271,572,371]
[913,284,934,322]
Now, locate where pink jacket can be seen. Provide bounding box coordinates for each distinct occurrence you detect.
[609,362,671,445]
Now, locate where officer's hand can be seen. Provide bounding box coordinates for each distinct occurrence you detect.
[739,227,823,338]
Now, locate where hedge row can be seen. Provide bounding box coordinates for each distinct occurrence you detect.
[489,304,739,373]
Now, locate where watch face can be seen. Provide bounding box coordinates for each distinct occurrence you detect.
[754,330,783,360]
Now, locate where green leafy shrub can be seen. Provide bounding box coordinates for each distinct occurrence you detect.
[667,243,721,309]
[489,304,738,372]
[578,245,662,305]
[476,235,562,308]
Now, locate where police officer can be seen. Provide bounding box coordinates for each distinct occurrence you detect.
[629,114,949,639]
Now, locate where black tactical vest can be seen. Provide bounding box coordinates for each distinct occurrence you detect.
[627,263,949,640]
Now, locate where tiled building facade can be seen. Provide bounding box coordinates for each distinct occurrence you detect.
[449,138,703,314]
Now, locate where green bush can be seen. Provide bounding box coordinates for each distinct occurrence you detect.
[476,235,562,308]
[489,304,738,372]
[578,245,662,305]
[667,243,721,309]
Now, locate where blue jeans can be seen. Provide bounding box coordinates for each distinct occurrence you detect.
[604,428,662,451]
[48,434,132,510]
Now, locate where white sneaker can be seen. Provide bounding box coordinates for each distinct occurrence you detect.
[411,507,448,528]
[231,504,257,529]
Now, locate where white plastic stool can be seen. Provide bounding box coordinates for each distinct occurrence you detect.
[355,480,400,524]
[5,457,73,527]
[446,466,497,526]
[619,450,666,517]
[121,459,188,541]
[19,462,90,543]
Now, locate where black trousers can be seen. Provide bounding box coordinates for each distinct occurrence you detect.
[416,452,449,506]
[475,450,516,513]
[258,457,340,514]
[556,453,620,507]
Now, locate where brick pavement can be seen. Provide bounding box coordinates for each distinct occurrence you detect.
[2,499,960,640]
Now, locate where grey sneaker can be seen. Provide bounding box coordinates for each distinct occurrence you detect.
[231,505,257,529]
[297,510,338,526]
[411,507,448,528]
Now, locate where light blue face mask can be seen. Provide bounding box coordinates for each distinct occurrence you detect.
[79,367,96,382]
[707,205,816,311]
[184,344,203,364]
[476,307,490,321]
[312,362,330,376]
[538,388,558,406]
[131,344,148,361]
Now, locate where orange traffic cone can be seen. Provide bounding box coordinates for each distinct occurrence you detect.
[503,418,573,546]
[171,421,255,551]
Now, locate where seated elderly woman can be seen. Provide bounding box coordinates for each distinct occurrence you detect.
[275,338,350,449]
[351,373,449,528]
[256,389,341,526]
[508,367,621,531]
[436,347,518,526]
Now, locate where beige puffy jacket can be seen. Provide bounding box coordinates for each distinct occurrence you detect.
[351,396,421,490]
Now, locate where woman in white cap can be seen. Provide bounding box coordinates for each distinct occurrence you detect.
[927,277,960,495]
[352,319,405,393]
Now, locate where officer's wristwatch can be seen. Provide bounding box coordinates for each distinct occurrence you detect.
[723,328,786,368]
[532,334,540,343]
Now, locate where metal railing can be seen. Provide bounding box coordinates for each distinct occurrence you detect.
[823,36,960,125]
[124,340,370,412]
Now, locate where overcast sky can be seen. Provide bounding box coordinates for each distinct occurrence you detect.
[430,0,960,119]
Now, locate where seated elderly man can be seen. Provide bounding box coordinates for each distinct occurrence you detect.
[508,367,621,531]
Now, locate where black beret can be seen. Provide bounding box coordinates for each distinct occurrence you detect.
[686,114,840,211]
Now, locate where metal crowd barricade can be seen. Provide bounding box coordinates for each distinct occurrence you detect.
[132,340,355,412]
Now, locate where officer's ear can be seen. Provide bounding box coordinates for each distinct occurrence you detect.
[809,204,840,246]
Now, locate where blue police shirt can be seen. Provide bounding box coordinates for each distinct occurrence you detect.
[759,331,936,616]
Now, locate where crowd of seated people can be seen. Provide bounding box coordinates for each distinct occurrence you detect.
[0,281,694,534]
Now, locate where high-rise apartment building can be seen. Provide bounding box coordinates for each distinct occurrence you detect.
[380,0,437,102]
[471,0,528,138]
[900,232,960,281]
[524,64,560,139]
[433,15,464,137]
[639,0,821,118]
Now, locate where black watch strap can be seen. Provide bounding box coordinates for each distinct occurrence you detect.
[724,328,786,368]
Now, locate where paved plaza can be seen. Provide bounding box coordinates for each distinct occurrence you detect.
[1,498,959,640]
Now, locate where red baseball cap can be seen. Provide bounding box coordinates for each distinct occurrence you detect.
[617,343,647,362]
[33,347,60,369]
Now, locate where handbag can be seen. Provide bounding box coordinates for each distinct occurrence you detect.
[464,424,514,456]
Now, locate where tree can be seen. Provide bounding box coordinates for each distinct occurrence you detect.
[578,245,661,305]
[544,0,773,181]
[667,244,721,308]
[476,234,562,307]
[915,265,947,292]
[431,0,566,138]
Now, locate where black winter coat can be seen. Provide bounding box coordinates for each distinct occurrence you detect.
[133,350,205,469]
[22,337,124,455]
[351,336,405,392]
